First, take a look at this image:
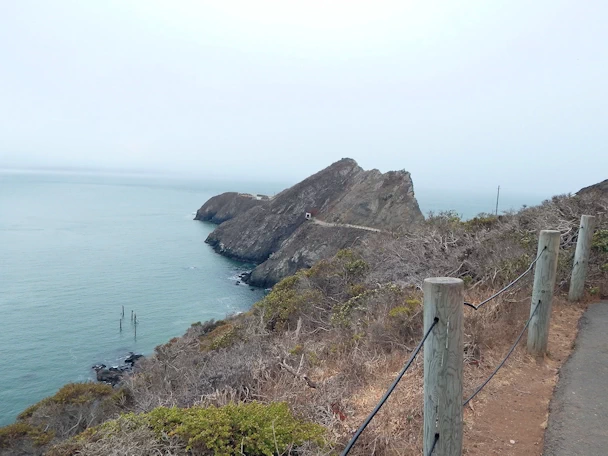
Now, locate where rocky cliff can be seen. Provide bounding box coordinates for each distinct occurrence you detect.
[578,179,608,196]
[196,158,423,286]
[194,192,267,224]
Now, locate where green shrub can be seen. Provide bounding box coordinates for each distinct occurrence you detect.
[463,214,498,231]
[150,402,324,454]
[388,299,420,320]
[331,289,377,327]
[590,286,600,295]
[18,383,114,420]
[0,422,54,447]
[336,249,356,261]
[344,259,368,276]
[69,402,324,456]
[426,210,462,225]
[592,230,608,253]
[209,324,238,350]
[256,275,322,329]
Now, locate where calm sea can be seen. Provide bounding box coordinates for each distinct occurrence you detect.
[0,170,544,425]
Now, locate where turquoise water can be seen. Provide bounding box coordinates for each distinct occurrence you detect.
[0,171,545,426]
[0,171,279,426]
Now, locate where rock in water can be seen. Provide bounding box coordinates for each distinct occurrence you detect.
[92,352,144,386]
[197,158,424,287]
[124,352,143,366]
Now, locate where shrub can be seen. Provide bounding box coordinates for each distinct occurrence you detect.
[148,402,324,454]
[209,324,238,350]
[63,402,324,456]
[0,422,54,448]
[463,214,499,231]
[18,383,114,420]
[256,275,322,330]
[592,230,608,252]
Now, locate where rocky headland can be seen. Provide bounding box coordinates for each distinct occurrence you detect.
[195,158,424,286]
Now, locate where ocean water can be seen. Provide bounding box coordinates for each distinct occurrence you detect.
[0,171,280,426]
[415,186,546,220]
[0,171,545,426]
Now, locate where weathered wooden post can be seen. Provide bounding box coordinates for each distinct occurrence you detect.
[423,277,464,456]
[568,215,596,302]
[527,230,560,355]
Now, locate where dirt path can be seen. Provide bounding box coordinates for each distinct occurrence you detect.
[311,218,382,233]
[543,301,608,456]
[462,300,584,456]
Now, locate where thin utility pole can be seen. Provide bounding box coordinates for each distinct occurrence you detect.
[495,185,500,216]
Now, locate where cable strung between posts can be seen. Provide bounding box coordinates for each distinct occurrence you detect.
[340,318,439,456]
[463,300,541,406]
[464,247,547,310]
[427,433,439,456]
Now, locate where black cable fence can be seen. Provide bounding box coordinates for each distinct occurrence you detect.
[464,246,546,310]
[427,432,439,456]
[340,318,439,456]
[463,300,541,406]
[342,238,556,455]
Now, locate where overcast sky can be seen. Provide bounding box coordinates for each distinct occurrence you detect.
[0,1,606,194]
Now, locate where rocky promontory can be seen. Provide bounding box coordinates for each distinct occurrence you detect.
[194,192,268,224]
[196,158,424,286]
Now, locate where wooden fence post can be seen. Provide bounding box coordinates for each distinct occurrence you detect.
[423,277,463,456]
[527,230,560,355]
[568,215,596,302]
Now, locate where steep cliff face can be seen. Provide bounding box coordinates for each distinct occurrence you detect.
[200,158,423,286]
[249,223,373,287]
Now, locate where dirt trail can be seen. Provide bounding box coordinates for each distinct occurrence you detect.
[543,301,608,456]
[462,301,584,456]
[311,218,382,233]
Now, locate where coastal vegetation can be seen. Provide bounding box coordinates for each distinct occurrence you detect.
[2,188,607,455]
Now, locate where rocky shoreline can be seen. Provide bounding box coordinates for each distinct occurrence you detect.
[91,352,143,386]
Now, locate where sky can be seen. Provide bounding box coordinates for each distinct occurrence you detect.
[0,0,606,195]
